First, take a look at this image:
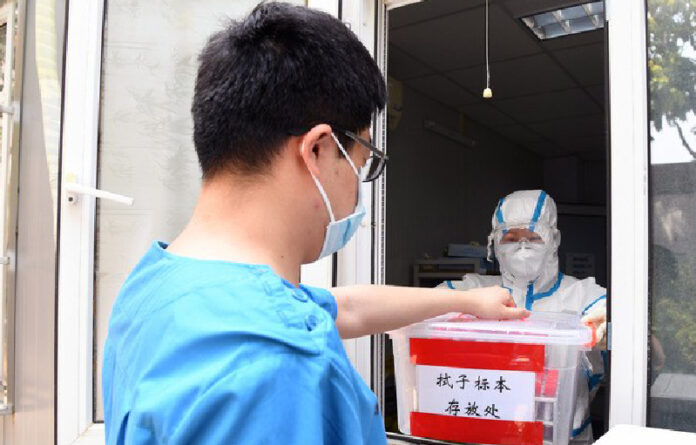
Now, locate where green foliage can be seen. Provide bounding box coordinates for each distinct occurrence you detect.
[648,0,696,128]
[648,0,696,158]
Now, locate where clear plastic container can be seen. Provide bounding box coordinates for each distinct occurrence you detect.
[389,311,592,445]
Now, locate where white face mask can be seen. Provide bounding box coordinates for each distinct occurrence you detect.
[496,242,547,283]
[308,134,366,261]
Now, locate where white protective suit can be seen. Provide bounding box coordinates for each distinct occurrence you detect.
[437,190,606,444]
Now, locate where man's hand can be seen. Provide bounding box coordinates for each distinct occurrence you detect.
[465,286,529,320]
[581,306,607,349]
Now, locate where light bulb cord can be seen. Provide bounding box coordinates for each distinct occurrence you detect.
[485,0,490,88]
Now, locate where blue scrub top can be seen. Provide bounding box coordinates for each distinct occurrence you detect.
[103,241,386,445]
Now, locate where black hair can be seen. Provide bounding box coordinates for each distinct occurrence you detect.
[192,2,387,178]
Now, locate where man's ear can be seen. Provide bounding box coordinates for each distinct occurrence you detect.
[298,124,333,177]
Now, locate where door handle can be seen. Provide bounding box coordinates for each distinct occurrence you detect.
[64,173,134,206]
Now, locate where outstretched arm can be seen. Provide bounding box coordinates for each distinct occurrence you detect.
[331,285,527,339]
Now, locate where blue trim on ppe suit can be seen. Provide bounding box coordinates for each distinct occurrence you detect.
[529,190,547,232]
[524,272,564,311]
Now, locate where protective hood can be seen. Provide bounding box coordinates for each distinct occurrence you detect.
[487,190,561,291]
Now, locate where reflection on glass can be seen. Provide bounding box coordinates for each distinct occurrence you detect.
[647,0,696,433]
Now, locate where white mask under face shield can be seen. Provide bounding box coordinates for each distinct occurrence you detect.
[491,224,554,284]
[496,242,547,283]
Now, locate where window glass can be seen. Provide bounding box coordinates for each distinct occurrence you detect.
[94,0,304,420]
[647,0,696,432]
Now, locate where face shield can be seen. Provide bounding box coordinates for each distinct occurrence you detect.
[493,224,552,246]
[490,223,556,284]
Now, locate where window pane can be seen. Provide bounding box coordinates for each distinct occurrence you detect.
[94,0,304,421]
[647,0,696,432]
[0,1,17,413]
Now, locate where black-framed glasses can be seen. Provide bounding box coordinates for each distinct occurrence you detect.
[288,124,388,182]
[335,127,388,182]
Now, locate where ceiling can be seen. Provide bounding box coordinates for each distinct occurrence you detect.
[388,0,606,160]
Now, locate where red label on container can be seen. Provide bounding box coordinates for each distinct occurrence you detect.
[409,338,545,373]
[411,412,543,445]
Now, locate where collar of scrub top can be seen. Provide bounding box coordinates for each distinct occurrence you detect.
[288,123,388,182]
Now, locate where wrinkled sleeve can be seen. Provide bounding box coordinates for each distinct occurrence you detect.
[305,286,338,320]
[580,277,607,315]
[577,278,607,391]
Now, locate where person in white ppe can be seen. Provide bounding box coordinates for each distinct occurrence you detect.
[438,190,607,444]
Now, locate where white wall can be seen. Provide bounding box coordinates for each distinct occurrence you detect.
[385,84,543,286]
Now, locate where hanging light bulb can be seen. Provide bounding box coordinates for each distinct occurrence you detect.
[483,0,493,99]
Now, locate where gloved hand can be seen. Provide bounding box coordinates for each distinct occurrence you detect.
[581,305,607,349]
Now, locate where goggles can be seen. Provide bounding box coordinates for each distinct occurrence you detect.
[493,224,549,246]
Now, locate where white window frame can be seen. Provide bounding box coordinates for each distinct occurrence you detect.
[606,0,650,427]
[335,0,382,388]
[56,0,105,443]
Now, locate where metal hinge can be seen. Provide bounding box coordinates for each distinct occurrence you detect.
[0,103,14,115]
[0,404,12,415]
[0,380,12,415]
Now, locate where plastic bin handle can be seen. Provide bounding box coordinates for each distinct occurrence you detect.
[583,321,598,348]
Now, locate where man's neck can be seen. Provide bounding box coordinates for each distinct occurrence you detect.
[166,175,316,285]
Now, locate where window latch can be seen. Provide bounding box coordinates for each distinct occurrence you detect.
[64,173,134,206]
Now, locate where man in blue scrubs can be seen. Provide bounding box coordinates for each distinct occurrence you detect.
[102,3,528,444]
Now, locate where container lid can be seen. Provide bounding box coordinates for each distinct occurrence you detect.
[388,311,593,346]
